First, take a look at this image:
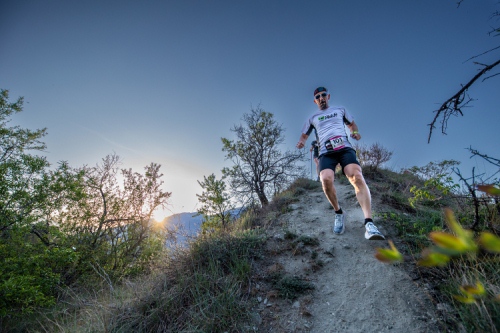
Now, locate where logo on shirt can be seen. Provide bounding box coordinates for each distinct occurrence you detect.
[318,113,337,121]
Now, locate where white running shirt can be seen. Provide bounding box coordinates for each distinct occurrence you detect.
[301,106,354,157]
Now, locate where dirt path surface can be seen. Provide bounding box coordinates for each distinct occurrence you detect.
[253,181,441,333]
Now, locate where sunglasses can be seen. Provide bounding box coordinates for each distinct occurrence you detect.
[315,92,328,100]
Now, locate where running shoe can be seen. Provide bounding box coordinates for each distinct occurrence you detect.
[333,214,345,234]
[365,222,385,240]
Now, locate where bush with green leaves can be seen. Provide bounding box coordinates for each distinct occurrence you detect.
[406,160,461,208]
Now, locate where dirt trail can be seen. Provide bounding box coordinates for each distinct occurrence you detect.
[254,182,441,332]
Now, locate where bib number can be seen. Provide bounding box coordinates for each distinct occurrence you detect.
[326,136,345,151]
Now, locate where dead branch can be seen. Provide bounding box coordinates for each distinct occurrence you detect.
[467,146,500,167]
[428,58,500,143]
[463,45,500,63]
[453,167,481,229]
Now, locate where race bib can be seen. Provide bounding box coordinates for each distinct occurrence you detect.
[325,136,345,151]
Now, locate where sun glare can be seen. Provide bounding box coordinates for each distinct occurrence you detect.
[153,208,169,222]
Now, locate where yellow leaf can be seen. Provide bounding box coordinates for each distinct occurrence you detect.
[429,231,468,253]
[417,251,450,267]
[375,240,403,263]
[460,281,486,297]
[478,232,500,253]
[444,208,467,239]
[442,208,478,254]
[453,294,476,304]
[477,184,500,196]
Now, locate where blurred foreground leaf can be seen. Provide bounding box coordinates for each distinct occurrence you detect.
[460,281,486,297]
[417,250,451,267]
[477,184,500,196]
[453,294,477,304]
[429,231,472,255]
[375,240,403,263]
[442,208,477,253]
[478,232,500,253]
[454,281,486,304]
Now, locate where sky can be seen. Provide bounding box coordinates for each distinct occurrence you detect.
[1,0,499,219]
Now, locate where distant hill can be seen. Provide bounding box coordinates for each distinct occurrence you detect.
[160,212,203,246]
[159,209,244,246]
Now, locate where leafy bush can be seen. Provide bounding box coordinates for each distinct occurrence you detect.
[0,239,78,316]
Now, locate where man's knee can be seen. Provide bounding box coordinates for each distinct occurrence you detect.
[346,170,367,187]
[320,170,335,187]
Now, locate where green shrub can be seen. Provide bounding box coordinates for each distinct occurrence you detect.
[0,243,78,316]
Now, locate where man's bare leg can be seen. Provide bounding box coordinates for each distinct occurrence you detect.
[320,168,340,211]
[344,164,372,219]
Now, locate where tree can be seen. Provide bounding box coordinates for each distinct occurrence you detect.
[56,154,171,279]
[0,90,78,315]
[196,173,235,232]
[0,89,48,234]
[221,106,305,206]
[353,142,393,171]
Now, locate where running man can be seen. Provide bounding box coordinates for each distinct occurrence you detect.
[296,86,385,240]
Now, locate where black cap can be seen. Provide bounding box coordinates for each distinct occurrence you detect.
[313,87,328,95]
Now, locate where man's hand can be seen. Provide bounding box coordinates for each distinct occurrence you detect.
[350,132,361,140]
[297,133,308,149]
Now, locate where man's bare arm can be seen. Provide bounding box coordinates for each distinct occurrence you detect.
[296,133,308,148]
[347,121,361,140]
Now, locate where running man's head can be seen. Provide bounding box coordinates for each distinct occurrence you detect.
[313,86,330,110]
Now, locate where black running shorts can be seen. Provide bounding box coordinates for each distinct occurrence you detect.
[319,147,360,174]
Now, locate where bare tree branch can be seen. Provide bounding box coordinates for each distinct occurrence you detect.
[463,45,500,63]
[428,58,500,143]
[483,72,500,81]
[467,146,500,167]
[453,167,481,229]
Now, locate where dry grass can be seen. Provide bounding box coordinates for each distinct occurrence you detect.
[11,229,265,333]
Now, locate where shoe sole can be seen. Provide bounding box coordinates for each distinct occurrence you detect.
[365,233,385,240]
